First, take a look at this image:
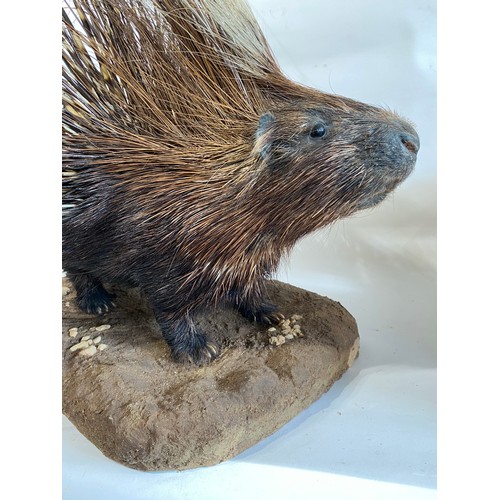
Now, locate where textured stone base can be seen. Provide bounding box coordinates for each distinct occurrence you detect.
[62,278,359,471]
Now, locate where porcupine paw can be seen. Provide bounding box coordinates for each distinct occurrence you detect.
[238,301,285,326]
[171,334,220,365]
[163,317,219,365]
[77,286,116,315]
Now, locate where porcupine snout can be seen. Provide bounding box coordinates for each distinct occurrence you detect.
[387,122,419,175]
[383,117,419,168]
[354,117,419,210]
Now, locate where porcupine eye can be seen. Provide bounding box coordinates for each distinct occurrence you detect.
[310,124,326,139]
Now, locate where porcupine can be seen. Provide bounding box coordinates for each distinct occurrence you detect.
[62,0,419,364]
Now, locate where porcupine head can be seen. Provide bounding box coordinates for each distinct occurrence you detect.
[62,0,419,364]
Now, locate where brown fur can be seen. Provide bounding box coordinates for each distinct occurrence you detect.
[62,0,419,363]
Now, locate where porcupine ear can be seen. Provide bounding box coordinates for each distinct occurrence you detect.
[255,112,276,159]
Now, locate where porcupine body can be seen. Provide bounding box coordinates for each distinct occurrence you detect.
[62,0,419,364]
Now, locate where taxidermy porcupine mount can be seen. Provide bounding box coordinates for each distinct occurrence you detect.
[62,0,419,364]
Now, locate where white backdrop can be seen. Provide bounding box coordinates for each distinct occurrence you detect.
[63,1,437,498]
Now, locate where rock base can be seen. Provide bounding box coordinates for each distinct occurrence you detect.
[62,278,359,471]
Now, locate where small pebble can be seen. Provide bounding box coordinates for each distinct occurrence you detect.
[93,336,102,344]
[70,340,90,352]
[267,315,305,345]
[62,286,70,296]
[81,335,91,341]
[95,324,111,332]
[68,327,78,338]
[78,345,97,357]
[97,344,108,351]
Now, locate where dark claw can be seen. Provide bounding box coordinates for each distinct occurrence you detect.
[173,340,220,365]
[263,311,285,325]
[78,288,116,315]
[206,341,219,357]
[238,300,284,326]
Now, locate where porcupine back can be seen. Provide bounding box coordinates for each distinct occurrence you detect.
[62,0,279,175]
[62,0,419,363]
[63,0,292,303]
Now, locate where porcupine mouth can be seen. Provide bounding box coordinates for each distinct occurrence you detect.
[357,192,388,210]
[356,171,411,210]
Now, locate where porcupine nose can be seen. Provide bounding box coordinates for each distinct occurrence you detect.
[399,131,420,155]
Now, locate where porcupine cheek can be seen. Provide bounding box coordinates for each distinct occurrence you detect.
[355,122,419,210]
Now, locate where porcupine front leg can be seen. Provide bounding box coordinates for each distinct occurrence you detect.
[67,272,116,315]
[154,309,219,364]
